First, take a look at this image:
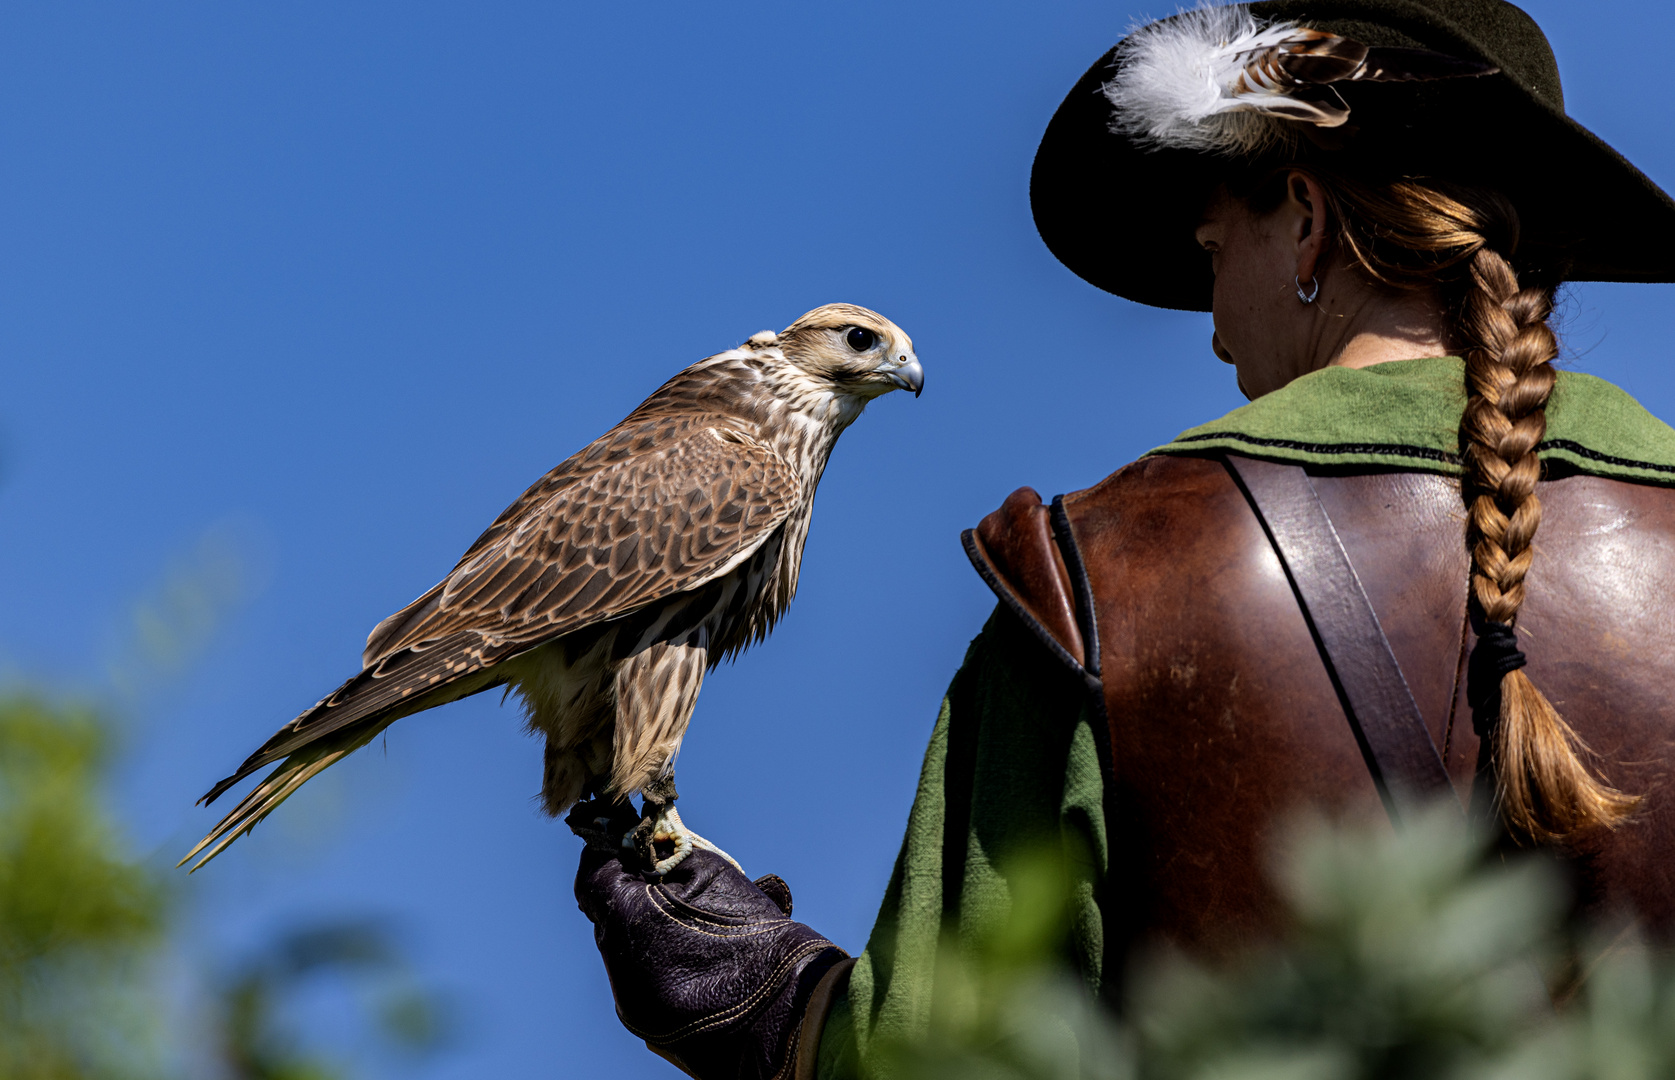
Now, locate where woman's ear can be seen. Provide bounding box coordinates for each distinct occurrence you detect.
[1286,170,1329,285]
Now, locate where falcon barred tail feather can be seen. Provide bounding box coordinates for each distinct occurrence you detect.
[182,303,921,872]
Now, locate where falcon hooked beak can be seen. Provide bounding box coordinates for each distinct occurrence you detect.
[860,333,923,399]
[886,355,924,397]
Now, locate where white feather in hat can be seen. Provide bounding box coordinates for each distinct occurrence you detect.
[1103,4,1497,157]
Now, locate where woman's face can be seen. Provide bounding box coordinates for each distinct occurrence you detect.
[1194,181,1320,399]
[1194,175,1455,395]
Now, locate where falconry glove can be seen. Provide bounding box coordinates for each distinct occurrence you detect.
[575,841,847,1079]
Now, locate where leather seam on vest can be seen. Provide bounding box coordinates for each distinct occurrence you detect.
[1050,495,1101,677]
[961,528,1087,677]
[1047,493,1121,1005]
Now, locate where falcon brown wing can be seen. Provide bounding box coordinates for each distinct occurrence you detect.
[365,418,798,664]
[186,422,800,862]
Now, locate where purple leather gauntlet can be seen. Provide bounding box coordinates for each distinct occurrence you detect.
[575,845,847,1079]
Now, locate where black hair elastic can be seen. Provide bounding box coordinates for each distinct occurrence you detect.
[1467,619,1526,732]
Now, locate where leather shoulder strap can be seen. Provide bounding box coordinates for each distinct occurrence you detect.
[1224,455,1459,824]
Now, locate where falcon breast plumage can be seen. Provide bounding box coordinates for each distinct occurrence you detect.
[184,303,921,872]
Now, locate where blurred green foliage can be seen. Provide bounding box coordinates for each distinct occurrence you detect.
[0,691,448,1080]
[214,920,448,1080]
[0,523,443,1079]
[881,805,1675,1080]
[0,695,167,1080]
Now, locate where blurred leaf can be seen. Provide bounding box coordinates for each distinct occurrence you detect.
[377,989,447,1050]
[876,802,1675,1080]
[212,919,451,1079]
[0,694,168,1080]
[105,518,267,704]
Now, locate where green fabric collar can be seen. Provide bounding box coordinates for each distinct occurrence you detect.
[1149,356,1675,485]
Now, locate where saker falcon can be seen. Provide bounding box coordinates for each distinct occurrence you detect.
[184,303,921,872]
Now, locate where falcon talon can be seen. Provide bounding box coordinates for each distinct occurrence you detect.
[649,829,694,876]
[645,806,745,876]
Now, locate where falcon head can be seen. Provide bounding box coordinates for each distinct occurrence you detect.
[752,303,923,400]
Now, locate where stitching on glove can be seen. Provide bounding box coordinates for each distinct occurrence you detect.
[627,938,836,1043]
[677,940,836,1038]
[628,944,805,1042]
[654,883,796,929]
[645,886,789,939]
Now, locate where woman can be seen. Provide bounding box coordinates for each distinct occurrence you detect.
[573,2,1675,1077]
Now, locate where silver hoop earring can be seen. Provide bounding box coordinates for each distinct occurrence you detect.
[1295,275,1319,304]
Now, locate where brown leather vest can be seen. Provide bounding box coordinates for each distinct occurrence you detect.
[967,454,1675,957]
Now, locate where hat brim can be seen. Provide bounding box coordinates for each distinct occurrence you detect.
[1032,7,1675,311]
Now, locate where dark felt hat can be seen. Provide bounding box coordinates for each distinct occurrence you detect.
[1032,0,1675,311]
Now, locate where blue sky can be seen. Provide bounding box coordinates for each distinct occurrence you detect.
[3,2,1673,1076]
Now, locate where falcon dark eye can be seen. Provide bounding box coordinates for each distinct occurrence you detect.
[845,326,878,352]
